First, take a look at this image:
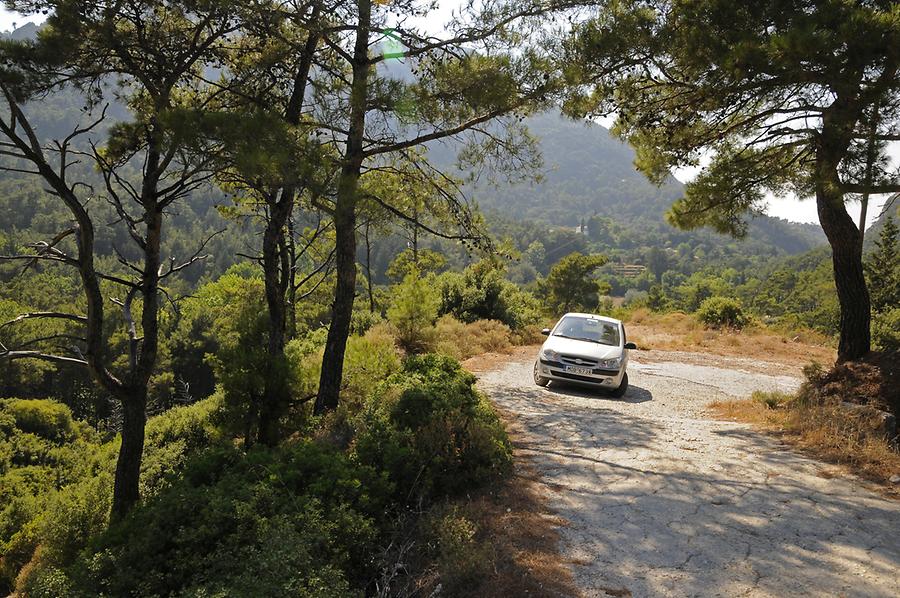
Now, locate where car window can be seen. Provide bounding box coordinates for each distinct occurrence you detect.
[553,316,620,346]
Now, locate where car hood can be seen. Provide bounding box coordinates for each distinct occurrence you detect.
[542,336,623,359]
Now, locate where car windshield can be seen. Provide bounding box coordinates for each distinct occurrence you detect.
[553,316,621,346]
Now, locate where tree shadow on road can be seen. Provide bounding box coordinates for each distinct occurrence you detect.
[482,376,900,597]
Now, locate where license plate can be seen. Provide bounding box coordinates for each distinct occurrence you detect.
[565,366,593,376]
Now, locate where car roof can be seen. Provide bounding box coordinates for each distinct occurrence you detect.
[560,312,622,325]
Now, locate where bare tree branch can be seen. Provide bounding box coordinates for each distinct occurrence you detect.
[1,312,88,330]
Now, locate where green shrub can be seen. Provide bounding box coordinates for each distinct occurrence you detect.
[354,354,512,502]
[872,308,900,352]
[1,517,39,593]
[350,309,384,335]
[36,473,114,568]
[2,394,227,595]
[696,296,749,329]
[0,398,111,595]
[434,316,513,360]
[438,261,540,330]
[140,396,225,495]
[2,399,75,443]
[387,272,440,353]
[19,564,73,598]
[66,443,385,597]
[341,326,403,407]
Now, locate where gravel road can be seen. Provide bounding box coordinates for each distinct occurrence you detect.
[477,351,900,598]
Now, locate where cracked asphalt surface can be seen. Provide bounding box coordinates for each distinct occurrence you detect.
[477,351,900,597]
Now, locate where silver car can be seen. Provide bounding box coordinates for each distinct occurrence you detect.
[533,313,636,397]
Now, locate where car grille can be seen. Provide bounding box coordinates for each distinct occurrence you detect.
[540,359,619,378]
[560,354,599,368]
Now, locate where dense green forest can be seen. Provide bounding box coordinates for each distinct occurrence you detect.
[1,1,899,596]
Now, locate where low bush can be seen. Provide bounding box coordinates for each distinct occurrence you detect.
[285,324,403,418]
[140,396,226,495]
[1,395,230,596]
[510,323,548,346]
[350,309,384,336]
[353,354,512,502]
[52,442,388,597]
[752,390,793,410]
[712,354,900,492]
[340,325,403,409]
[2,346,514,596]
[387,272,440,354]
[420,505,490,593]
[696,296,749,329]
[0,398,110,594]
[3,399,76,444]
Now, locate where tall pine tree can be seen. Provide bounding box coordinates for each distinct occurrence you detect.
[866,215,899,313]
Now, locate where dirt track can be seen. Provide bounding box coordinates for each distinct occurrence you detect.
[476,350,900,598]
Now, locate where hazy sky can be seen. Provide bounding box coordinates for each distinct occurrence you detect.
[1,7,894,226]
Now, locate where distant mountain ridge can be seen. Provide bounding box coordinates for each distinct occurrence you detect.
[461,111,826,256]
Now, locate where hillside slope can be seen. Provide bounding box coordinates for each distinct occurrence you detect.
[463,112,825,255]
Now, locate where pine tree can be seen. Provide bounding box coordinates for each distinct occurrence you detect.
[565,0,900,362]
[866,216,899,313]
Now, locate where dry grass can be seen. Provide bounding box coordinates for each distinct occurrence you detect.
[625,309,835,367]
[710,392,900,499]
[412,469,578,597]
[434,316,515,361]
[461,344,541,374]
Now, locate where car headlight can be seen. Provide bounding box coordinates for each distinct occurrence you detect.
[540,348,561,362]
[598,357,622,369]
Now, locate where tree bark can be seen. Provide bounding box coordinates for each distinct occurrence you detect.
[287,215,298,339]
[111,388,147,518]
[364,222,376,313]
[258,188,294,445]
[314,0,370,415]
[817,187,871,361]
[816,113,871,362]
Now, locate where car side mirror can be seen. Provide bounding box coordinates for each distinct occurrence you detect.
[624,342,637,350]
[541,328,551,336]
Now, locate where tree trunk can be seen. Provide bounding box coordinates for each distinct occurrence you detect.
[258,189,293,445]
[287,215,298,339]
[816,135,871,362]
[412,202,419,266]
[315,187,358,414]
[314,0,370,415]
[364,222,376,313]
[111,388,147,518]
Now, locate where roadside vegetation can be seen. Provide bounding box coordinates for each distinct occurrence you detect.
[0,255,571,596]
[711,354,900,496]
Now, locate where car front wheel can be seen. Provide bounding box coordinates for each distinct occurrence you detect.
[534,361,550,387]
[609,372,628,398]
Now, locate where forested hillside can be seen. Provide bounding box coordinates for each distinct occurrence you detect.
[462,112,825,248]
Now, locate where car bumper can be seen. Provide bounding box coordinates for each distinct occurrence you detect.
[538,359,624,388]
